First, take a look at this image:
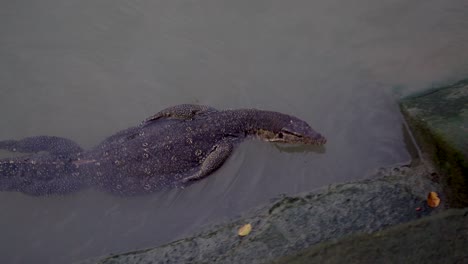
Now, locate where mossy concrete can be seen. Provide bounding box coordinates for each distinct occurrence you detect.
[84,164,442,264]
[400,79,468,207]
[276,208,468,264]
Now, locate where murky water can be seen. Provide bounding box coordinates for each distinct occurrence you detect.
[0,0,467,263]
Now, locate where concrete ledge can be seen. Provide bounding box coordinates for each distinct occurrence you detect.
[276,208,468,264]
[400,79,468,207]
[88,164,442,264]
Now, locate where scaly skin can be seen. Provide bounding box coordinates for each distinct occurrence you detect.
[0,105,326,196]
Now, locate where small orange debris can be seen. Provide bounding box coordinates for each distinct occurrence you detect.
[427,192,440,208]
[238,223,252,237]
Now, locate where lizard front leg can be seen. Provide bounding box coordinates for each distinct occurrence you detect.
[182,140,234,183]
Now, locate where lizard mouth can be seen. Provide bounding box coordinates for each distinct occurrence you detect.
[267,135,327,145]
[256,129,327,145]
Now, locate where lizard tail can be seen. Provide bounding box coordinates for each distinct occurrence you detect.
[0,156,86,196]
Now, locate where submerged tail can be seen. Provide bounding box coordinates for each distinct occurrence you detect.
[0,155,86,195]
[0,136,83,155]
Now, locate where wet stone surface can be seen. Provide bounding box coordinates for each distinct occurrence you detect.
[277,207,468,264]
[400,79,468,206]
[84,163,443,264]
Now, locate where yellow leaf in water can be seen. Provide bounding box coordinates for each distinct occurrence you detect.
[427,191,440,208]
[238,223,252,237]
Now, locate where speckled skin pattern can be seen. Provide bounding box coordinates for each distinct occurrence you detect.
[0,105,326,196]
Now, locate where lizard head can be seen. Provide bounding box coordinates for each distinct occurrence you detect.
[255,112,327,146]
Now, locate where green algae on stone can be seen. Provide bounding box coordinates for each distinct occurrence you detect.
[275,208,468,264]
[87,164,441,264]
[400,79,468,207]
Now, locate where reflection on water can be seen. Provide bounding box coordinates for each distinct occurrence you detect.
[273,142,326,154]
[0,0,467,263]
